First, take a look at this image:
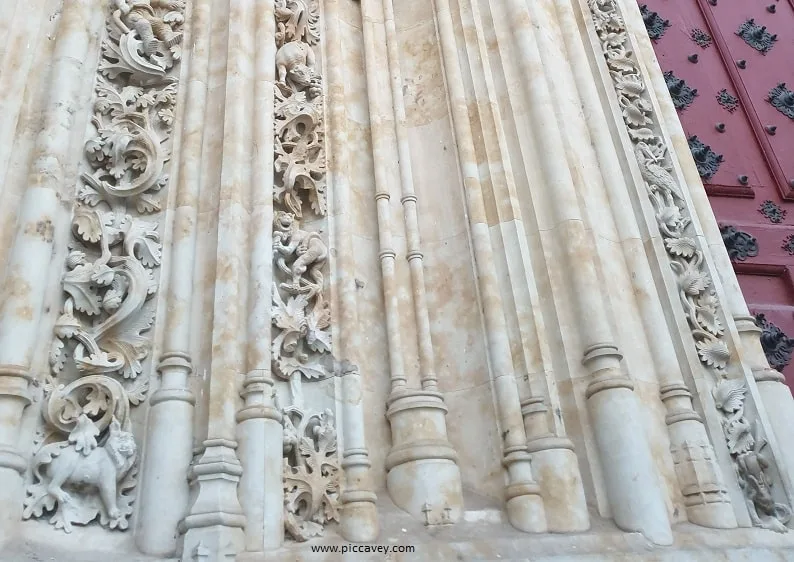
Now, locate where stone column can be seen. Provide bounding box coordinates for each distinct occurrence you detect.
[324,0,379,543]
[181,0,253,556]
[621,0,794,509]
[135,0,212,555]
[432,0,547,534]
[235,0,284,552]
[359,0,464,525]
[0,0,94,541]
[501,0,672,544]
[539,0,736,530]
[453,0,589,533]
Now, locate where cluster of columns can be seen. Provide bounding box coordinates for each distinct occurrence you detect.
[4,0,794,558]
[359,0,465,524]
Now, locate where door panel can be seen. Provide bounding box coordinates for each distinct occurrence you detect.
[639,0,794,385]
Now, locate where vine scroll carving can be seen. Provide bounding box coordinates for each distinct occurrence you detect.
[24,0,185,533]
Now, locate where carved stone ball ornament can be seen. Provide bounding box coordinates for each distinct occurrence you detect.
[28,0,186,534]
[588,0,791,532]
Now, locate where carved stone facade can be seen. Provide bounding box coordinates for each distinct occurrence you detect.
[3,0,794,560]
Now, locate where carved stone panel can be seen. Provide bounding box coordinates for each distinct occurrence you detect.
[25,0,186,533]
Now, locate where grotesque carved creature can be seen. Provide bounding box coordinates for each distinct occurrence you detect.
[112,0,184,56]
[23,415,138,533]
[713,378,791,532]
[273,210,327,297]
[276,41,321,96]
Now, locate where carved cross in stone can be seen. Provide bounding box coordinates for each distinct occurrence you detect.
[421,502,432,526]
[442,505,452,525]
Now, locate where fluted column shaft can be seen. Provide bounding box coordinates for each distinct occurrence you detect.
[0,0,95,540]
[431,0,546,534]
[458,0,589,532]
[502,0,671,544]
[324,0,379,543]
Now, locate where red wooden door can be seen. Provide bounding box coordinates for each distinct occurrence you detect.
[638,0,794,385]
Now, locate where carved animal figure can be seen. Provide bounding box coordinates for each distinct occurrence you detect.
[273,211,327,296]
[634,141,684,201]
[276,41,317,90]
[112,0,184,56]
[30,416,137,530]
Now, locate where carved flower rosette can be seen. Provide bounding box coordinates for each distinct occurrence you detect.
[26,0,185,534]
[588,0,790,531]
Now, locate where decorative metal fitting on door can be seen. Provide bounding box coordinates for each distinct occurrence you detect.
[640,5,671,40]
[688,136,723,178]
[737,19,777,54]
[768,83,794,119]
[720,225,759,261]
[716,89,739,112]
[759,200,786,223]
[783,234,794,256]
[665,70,698,110]
[691,28,712,48]
[755,313,794,371]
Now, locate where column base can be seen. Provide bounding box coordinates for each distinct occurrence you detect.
[179,440,246,559]
[339,492,379,542]
[385,389,463,524]
[527,436,590,532]
[586,373,673,546]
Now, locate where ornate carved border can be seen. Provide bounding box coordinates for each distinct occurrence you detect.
[24,0,186,534]
[272,0,341,541]
[588,0,791,532]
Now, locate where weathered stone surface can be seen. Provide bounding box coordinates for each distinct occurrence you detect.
[1,0,794,559]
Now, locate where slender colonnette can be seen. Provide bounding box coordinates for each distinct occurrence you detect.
[324,0,380,542]
[358,0,466,525]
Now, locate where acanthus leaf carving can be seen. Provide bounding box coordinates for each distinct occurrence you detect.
[29,0,185,534]
[282,407,340,542]
[589,0,791,531]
